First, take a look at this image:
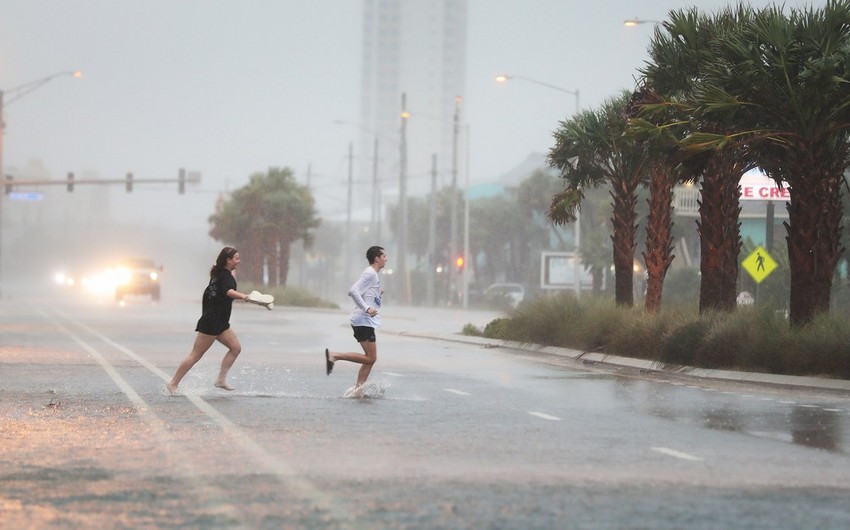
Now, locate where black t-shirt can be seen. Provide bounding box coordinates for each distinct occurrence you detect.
[195,268,237,335]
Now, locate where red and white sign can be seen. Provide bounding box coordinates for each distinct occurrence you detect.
[739,170,790,202]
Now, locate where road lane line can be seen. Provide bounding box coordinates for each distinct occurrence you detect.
[444,388,471,396]
[382,371,404,377]
[49,320,244,521]
[52,307,366,529]
[650,447,704,461]
[528,411,561,421]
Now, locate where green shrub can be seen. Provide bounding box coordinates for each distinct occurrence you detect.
[483,318,512,340]
[568,297,625,352]
[509,292,584,345]
[608,311,669,360]
[694,311,744,369]
[785,315,850,378]
[660,318,709,366]
[475,290,850,379]
[462,323,483,336]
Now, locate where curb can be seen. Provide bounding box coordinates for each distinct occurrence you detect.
[393,330,850,393]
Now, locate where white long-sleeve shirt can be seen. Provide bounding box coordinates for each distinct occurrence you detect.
[348,266,382,327]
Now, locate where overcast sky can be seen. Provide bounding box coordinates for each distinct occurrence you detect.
[1,0,814,219]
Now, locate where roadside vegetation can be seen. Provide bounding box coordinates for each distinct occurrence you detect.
[463,292,850,380]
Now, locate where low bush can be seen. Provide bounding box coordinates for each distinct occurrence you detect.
[480,294,850,379]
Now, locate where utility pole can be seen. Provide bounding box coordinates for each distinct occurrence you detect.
[427,154,437,306]
[0,70,82,299]
[372,136,380,241]
[346,142,353,284]
[448,96,461,305]
[398,93,410,304]
[0,88,5,299]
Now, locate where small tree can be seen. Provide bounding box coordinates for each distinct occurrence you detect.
[208,167,320,286]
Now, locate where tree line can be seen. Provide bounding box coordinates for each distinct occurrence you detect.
[549,1,850,328]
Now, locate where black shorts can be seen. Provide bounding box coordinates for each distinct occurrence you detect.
[351,325,376,343]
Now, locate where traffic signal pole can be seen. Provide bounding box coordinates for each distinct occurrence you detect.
[0,169,199,299]
[4,171,200,191]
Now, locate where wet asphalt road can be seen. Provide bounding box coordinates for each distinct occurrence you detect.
[2,294,850,529]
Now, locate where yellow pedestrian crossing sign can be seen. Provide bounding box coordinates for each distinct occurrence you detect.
[742,246,778,283]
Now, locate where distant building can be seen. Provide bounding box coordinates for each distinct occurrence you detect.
[359,0,468,200]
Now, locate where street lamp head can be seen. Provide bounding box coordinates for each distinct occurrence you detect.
[495,74,511,83]
[624,18,661,27]
[72,70,83,78]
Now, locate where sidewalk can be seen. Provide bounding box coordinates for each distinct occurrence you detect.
[381,305,850,393]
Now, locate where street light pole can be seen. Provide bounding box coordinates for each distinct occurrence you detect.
[495,74,579,116]
[623,18,662,27]
[495,73,583,296]
[0,70,82,299]
[346,141,354,282]
[372,135,380,241]
[332,120,391,242]
[399,93,410,304]
[448,96,461,305]
[462,124,471,309]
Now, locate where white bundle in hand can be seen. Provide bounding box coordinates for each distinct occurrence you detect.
[246,290,274,310]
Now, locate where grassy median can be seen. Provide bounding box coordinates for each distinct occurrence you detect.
[464,292,850,380]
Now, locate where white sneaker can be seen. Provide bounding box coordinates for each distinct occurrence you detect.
[344,385,365,399]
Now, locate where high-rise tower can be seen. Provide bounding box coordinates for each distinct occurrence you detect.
[359,0,468,201]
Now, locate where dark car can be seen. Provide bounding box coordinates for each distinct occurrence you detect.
[114,258,162,301]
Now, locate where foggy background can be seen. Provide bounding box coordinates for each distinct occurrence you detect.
[0,0,811,302]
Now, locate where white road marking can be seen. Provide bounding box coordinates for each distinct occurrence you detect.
[382,371,404,377]
[528,411,561,421]
[49,307,360,528]
[48,319,244,521]
[650,447,704,461]
[823,408,843,413]
[444,388,470,396]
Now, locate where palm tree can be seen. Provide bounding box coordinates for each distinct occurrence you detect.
[209,167,320,286]
[690,1,850,326]
[625,90,681,313]
[634,6,755,314]
[549,92,648,306]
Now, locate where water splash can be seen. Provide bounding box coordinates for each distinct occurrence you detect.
[343,380,387,399]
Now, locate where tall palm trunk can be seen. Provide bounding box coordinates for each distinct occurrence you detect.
[698,155,743,313]
[610,179,638,306]
[278,238,292,287]
[243,239,265,284]
[787,170,844,326]
[643,165,675,312]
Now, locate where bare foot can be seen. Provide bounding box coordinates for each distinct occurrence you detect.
[215,382,234,391]
[166,384,180,396]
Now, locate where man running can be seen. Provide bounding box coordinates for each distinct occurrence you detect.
[325,246,387,397]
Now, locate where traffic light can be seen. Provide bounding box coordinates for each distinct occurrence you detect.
[4,175,12,195]
[178,168,185,194]
[67,172,74,192]
[126,172,133,192]
[455,256,465,270]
